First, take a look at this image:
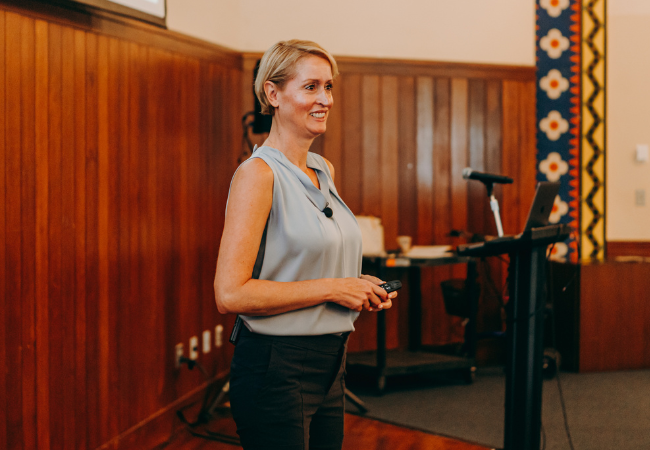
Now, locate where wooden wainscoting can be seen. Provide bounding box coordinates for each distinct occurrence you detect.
[0,2,242,449]
[607,241,650,258]
[550,260,650,372]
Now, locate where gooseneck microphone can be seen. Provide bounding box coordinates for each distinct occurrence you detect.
[462,168,510,237]
[462,168,513,185]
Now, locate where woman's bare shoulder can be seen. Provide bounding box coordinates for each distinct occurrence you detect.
[233,157,274,188]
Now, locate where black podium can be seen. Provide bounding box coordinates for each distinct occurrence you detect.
[457,224,571,450]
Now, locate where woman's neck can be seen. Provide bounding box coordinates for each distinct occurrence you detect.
[262,123,315,170]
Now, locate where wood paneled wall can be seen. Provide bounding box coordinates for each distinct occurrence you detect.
[0,2,242,449]
[242,55,537,352]
[607,241,650,259]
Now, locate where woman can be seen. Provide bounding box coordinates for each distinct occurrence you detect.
[214,39,397,450]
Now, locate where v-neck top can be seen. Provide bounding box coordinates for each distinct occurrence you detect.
[235,146,363,336]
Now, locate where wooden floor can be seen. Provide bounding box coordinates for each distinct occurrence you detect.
[160,413,492,450]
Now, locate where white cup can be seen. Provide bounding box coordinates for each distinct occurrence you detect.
[397,235,412,254]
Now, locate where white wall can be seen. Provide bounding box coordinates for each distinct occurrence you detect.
[166,0,241,50]
[607,4,650,240]
[166,0,535,66]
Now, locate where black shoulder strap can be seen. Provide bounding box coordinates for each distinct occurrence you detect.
[229,219,268,345]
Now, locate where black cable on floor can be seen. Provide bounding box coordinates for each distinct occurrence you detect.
[555,371,575,450]
[175,358,241,446]
[547,257,578,450]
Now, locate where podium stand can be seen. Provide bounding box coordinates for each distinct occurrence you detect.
[457,224,570,450]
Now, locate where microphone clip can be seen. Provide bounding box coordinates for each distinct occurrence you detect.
[323,202,333,218]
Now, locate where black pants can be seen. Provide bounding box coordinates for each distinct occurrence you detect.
[229,327,348,450]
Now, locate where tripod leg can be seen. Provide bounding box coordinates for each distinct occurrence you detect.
[207,376,230,417]
[345,388,368,414]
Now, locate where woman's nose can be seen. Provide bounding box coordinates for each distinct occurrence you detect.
[318,88,333,106]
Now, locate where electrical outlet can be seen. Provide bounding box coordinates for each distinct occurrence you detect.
[635,189,646,206]
[215,325,224,347]
[189,336,199,360]
[202,330,211,354]
[175,343,184,368]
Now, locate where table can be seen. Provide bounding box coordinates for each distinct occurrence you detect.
[346,254,479,394]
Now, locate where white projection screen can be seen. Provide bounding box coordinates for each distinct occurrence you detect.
[68,0,167,26]
[108,0,165,18]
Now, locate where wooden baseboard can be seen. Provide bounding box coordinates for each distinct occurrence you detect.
[607,241,650,258]
[96,372,229,450]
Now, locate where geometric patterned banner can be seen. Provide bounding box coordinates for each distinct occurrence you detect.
[536,0,607,262]
[580,0,606,260]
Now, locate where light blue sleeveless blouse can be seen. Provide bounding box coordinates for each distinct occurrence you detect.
[234,146,362,335]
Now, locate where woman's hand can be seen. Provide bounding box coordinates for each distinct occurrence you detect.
[329,275,397,312]
[359,274,396,312]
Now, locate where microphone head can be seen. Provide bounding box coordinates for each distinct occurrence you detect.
[323,206,333,218]
[462,167,473,180]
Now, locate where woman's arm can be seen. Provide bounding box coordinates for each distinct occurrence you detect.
[214,158,392,316]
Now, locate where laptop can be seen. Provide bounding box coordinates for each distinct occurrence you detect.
[458,181,561,251]
[521,181,561,233]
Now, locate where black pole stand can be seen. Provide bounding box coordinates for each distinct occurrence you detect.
[458,225,569,450]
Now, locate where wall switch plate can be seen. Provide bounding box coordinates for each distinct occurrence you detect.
[189,336,199,360]
[636,144,649,162]
[202,330,211,353]
[635,189,646,206]
[215,325,223,348]
[175,343,184,368]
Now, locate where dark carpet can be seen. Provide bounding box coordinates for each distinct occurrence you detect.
[346,367,650,450]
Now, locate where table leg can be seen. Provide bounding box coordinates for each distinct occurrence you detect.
[376,262,387,393]
[408,266,422,351]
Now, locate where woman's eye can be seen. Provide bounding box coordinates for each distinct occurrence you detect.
[325,84,333,91]
[305,84,315,90]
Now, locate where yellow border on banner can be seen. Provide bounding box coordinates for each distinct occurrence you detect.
[581,0,606,261]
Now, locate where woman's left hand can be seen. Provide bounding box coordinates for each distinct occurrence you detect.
[359,274,396,312]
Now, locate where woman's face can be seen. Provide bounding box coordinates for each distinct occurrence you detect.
[273,55,334,139]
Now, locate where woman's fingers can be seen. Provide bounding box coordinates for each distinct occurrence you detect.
[332,277,398,312]
[359,274,384,285]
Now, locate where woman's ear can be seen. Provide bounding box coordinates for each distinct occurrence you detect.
[264,81,280,109]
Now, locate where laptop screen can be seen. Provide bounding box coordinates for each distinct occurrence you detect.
[522,182,561,233]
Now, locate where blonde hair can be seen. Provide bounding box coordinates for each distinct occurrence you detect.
[254,39,339,116]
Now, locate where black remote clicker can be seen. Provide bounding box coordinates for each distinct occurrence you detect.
[379,280,402,293]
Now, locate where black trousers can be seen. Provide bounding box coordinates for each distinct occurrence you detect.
[229,327,349,450]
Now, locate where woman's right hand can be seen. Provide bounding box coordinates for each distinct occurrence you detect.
[329,277,388,312]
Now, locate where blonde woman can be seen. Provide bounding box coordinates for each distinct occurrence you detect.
[214,40,397,450]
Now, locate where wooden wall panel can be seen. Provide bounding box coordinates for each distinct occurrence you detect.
[607,241,650,258]
[60,28,77,450]
[397,77,418,241]
[340,74,363,213]
[415,77,435,246]
[1,3,243,450]
[35,17,50,450]
[0,12,5,450]
[7,12,24,450]
[552,261,650,372]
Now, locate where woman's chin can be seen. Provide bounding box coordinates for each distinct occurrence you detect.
[307,124,327,137]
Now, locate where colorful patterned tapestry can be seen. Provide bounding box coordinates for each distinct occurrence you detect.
[536,0,606,262]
